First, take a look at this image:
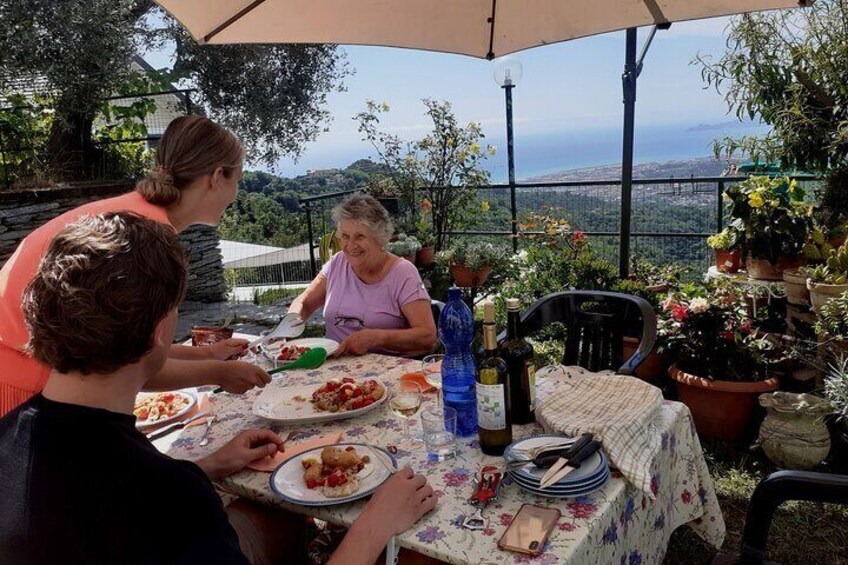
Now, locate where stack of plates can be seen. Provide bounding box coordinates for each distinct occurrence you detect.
[503,435,610,498]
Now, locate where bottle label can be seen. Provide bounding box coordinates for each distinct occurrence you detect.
[476,381,506,430]
[527,363,536,410]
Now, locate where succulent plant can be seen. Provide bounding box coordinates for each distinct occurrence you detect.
[808,243,848,284]
[815,290,848,339]
[825,356,848,422]
[386,233,421,256]
[803,227,836,263]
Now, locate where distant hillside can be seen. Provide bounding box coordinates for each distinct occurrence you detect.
[526,156,728,183]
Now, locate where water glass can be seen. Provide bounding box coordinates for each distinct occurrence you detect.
[421,406,457,461]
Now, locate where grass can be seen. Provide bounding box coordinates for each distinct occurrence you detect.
[252,286,304,306]
[664,441,848,564]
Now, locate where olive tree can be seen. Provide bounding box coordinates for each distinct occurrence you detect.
[0,0,348,179]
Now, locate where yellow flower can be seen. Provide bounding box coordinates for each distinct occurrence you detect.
[481,200,490,212]
[487,145,497,156]
[470,142,481,154]
[380,102,390,112]
[749,193,765,208]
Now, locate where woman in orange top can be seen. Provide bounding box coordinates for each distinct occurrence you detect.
[0,116,271,416]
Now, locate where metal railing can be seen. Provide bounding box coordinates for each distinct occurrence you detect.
[301,175,823,278]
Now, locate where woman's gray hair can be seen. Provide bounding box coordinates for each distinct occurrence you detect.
[331,194,394,246]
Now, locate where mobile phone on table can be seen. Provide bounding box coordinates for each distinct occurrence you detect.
[497,504,561,555]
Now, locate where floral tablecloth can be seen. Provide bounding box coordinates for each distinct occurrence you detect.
[166,354,725,564]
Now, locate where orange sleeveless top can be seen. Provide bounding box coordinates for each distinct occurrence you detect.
[0,191,172,416]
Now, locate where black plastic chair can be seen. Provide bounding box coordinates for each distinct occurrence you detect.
[713,470,848,564]
[499,290,657,375]
[430,299,445,329]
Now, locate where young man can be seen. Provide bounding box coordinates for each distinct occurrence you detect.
[0,212,436,564]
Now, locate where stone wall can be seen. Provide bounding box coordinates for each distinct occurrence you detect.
[0,183,227,303]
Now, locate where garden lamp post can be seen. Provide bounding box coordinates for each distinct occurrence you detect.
[494,58,522,253]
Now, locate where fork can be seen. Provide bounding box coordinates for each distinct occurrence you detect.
[197,415,216,446]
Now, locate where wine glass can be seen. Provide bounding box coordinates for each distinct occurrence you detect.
[422,354,444,408]
[389,381,423,447]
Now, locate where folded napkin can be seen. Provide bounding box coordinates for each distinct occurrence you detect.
[142,392,213,434]
[535,367,663,497]
[247,432,343,472]
[400,371,436,393]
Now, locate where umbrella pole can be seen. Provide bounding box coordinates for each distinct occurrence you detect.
[619,27,638,279]
[618,24,669,279]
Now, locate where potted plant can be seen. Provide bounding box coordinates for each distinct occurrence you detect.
[366,177,402,215]
[415,199,436,266]
[707,227,742,273]
[386,233,421,262]
[663,287,779,442]
[807,243,848,312]
[437,241,508,287]
[724,176,811,280]
[824,357,848,472]
[813,290,848,358]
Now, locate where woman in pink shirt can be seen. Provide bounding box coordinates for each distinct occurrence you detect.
[288,195,437,356]
[0,116,271,416]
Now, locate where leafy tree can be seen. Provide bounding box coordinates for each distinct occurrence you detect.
[355,99,495,250]
[695,1,848,228]
[0,0,348,180]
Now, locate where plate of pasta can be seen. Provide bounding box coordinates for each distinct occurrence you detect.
[133,390,197,429]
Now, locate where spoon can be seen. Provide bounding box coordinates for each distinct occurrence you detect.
[248,312,305,350]
[268,347,327,374]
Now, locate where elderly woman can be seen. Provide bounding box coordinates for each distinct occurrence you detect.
[289,195,437,356]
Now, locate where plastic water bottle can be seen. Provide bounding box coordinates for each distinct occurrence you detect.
[438,287,478,437]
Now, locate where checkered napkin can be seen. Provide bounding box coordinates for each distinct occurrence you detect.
[535,366,663,497]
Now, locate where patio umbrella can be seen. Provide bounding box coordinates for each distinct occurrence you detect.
[159,0,811,59]
[156,0,814,276]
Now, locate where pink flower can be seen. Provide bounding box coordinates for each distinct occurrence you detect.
[681,490,692,504]
[671,304,689,322]
[558,521,576,532]
[499,513,514,526]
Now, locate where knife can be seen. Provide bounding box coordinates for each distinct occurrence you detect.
[525,432,593,473]
[146,413,208,441]
[538,439,603,489]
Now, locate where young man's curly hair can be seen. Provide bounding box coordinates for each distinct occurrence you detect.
[22,212,187,375]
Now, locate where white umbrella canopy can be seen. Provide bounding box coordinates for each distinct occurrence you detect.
[158,0,812,59]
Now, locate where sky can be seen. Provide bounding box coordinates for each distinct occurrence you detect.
[144,16,748,178]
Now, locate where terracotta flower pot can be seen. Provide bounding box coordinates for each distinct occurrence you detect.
[449,263,490,288]
[416,245,435,266]
[715,249,742,273]
[622,336,668,384]
[829,236,846,249]
[782,268,810,307]
[402,254,416,263]
[669,364,779,442]
[807,279,848,312]
[745,255,805,281]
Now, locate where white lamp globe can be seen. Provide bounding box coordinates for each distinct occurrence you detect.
[493,57,523,87]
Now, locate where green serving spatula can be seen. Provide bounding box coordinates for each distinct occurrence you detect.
[268,347,328,374]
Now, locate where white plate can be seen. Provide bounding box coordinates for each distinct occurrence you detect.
[253,377,387,424]
[262,337,339,361]
[270,444,396,506]
[504,435,607,485]
[134,390,197,430]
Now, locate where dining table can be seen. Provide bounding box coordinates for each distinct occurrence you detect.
[164,351,726,564]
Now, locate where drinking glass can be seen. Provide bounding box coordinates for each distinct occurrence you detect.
[421,406,457,461]
[389,381,423,447]
[422,354,444,408]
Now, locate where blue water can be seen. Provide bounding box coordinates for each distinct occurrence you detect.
[481,122,772,182]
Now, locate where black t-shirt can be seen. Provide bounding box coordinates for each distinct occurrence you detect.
[0,395,248,565]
